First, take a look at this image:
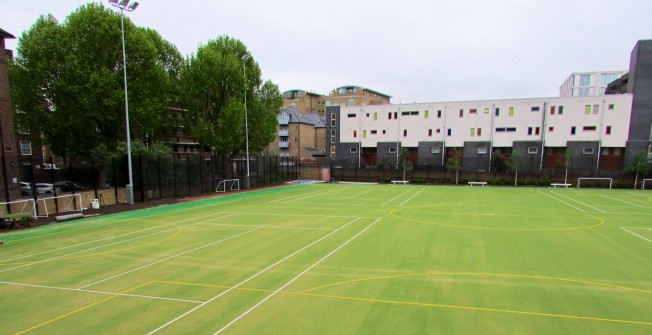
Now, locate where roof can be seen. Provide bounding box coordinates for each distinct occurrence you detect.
[0,28,15,39]
[279,106,315,125]
[333,85,392,98]
[304,114,325,128]
[282,89,323,97]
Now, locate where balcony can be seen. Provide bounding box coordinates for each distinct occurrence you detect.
[278,130,289,137]
[279,142,290,148]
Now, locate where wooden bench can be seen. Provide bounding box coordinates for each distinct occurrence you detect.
[391,180,409,185]
[468,181,487,187]
[550,183,571,188]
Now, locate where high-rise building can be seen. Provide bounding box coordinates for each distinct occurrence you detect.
[559,71,626,97]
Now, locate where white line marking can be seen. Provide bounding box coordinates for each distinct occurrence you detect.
[551,191,607,213]
[537,191,586,213]
[382,190,412,206]
[0,214,238,274]
[212,217,382,334]
[221,210,373,219]
[398,188,425,207]
[146,217,362,335]
[627,192,651,199]
[0,212,231,263]
[78,227,262,289]
[281,187,350,204]
[269,187,345,204]
[347,189,374,199]
[194,223,336,231]
[602,195,648,208]
[621,227,652,243]
[0,281,204,304]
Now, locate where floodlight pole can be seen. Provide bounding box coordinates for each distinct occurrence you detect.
[109,0,138,204]
[242,54,251,189]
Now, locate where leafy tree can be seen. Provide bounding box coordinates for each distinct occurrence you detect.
[446,148,463,185]
[556,148,573,185]
[625,151,649,189]
[9,3,182,157]
[180,36,281,155]
[490,151,508,173]
[506,153,522,186]
[398,148,413,181]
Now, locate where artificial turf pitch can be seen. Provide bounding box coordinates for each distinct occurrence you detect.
[0,184,650,334]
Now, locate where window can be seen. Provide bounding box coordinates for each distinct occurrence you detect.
[495,108,500,116]
[294,148,299,153]
[469,109,477,114]
[436,129,441,134]
[579,74,591,86]
[531,106,540,112]
[353,130,357,138]
[528,127,533,135]
[424,110,429,119]
[330,146,336,159]
[363,130,367,138]
[606,126,612,135]
[470,128,475,137]
[366,113,369,117]
[374,113,378,120]
[477,128,482,136]
[548,126,554,132]
[294,125,299,130]
[401,111,419,116]
[558,106,564,115]
[535,127,540,135]
[431,147,441,154]
[585,105,591,114]
[509,107,514,116]
[348,99,354,106]
[428,129,432,137]
[331,113,336,127]
[294,137,298,142]
[437,110,442,118]
[326,100,332,106]
[347,113,356,118]
[330,129,336,143]
[608,104,615,110]
[527,147,538,154]
[350,147,357,153]
[484,108,489,114]
[550,106,556,115]
[403,129,408,137]
[583,126,596,132]
[583,147,595,155]
[389,147,397,154]
[447,129,452,136]
[382,130,386,134]
[593,104,599,114]
[459,109,464,118]
[571,127,576,135]
[371,130,377,135]
[388,112,392,120]
[495,127,516,133]
[20,141,31,156]
[478,147,488,154]
[17,124,30,135]
[394,112,398,119]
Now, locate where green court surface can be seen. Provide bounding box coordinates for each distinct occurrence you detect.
[0,184,651,334]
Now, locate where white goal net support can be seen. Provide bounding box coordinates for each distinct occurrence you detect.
[36,194,83,218]
[642,179,652,190]
[0,199,37,219]
[577,177,613,189]
[216,179,240,193]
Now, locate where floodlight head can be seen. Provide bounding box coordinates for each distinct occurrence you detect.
[241,54,250,62]
[119,0,130,7]
[128,2,139,10]
[109,0,119,4]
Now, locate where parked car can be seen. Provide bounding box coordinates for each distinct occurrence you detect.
[54,181,85,192]
[34,183,62,195]
[20,182,33,196]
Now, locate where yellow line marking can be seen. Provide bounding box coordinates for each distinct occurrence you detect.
[1,220,181,266]
[390,206,605,231]
[12,281,153,335]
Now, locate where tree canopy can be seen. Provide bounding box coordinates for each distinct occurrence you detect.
[9,3,182,156]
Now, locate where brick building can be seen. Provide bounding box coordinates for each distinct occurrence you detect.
[0,28,21,199]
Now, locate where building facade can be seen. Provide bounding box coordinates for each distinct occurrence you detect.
[266,106,324,161]
[560,71,626,97]
[282,90,325,115]
[324,86,391,108]
[0,28,21,199]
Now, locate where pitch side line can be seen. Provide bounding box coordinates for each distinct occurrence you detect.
[195,223,336,231]
[146,217,362,335]
[269,187,347,204]
[221,210,376,219]
[382,190,412,206]
[398,188,425,207]
[281,186,350,204]
[212,217,382,334]
[0,212,232,263]
[537,191,586,213]
[551,191,607,213]
[0,280,203,304]
[621,227,652,243]
[78,227,262,289]
[0,213,238,274]
[347,189,374,199]
[602,195,648,209]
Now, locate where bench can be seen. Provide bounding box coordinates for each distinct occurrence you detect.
[550,183,571,188]
[391,180,409,185]
[0,213,32,229]
[468,181,487,187]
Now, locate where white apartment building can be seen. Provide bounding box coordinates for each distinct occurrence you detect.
[559,71,626,97]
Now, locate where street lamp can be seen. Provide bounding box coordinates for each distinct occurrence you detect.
[109,0,138,204]
[241,54,251,189]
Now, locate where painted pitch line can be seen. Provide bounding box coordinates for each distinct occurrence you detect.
[146,217,362,335]
[347,189,374,199]
[78,227,262,290]
[281,186,350,204]
[0,213,238,274]
[220,210,376,219]
[551,191,607,213]
[602,195,648,209]
[621,227,652,243]
[398,188,425,207]
[195,223,337,231]
[269,186,346,204]
[382,190,412,206]
[0,280,203,304]
[0,212,232,263]
[212,217,382,335]
[536,190,586,213]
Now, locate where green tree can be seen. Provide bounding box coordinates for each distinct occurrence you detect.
[398,148,413,181]
[507,153,523,186]
[490,151,507,173]
[556,148,573,185]
[180,36,281,155]
[446,148,463,185]
[625,151,649,189]
[9,3,182,157]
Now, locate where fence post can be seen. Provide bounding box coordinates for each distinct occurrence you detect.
[139,154,145,202]
[157,155,162,199]
[112,157,118,203]
[198,154,204,194]
[211,153,215,192]
[92,156,98,200]
[172,154,177,198]
[186,157,191,196]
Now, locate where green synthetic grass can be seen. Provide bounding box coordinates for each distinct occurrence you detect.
[0,184,650,334]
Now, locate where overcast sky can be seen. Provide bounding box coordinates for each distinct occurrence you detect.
[3,0,651,103]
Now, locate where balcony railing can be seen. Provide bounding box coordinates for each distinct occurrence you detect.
[279,142,290,148]
[278,130,289,137]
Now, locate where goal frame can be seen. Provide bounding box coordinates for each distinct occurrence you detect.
[216,179,240,193]
[577,177,613,189]
[0,198,37,219]
[642,179,652,190]
[36,193,83,218]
